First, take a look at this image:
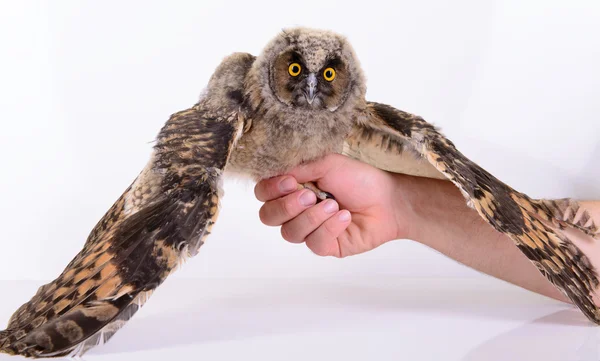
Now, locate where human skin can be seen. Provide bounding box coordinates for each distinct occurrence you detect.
[254,154,600,305]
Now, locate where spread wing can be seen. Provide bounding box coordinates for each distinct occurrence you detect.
[0,104,244,358]
[346,101,600,324]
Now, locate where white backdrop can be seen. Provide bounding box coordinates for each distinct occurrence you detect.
[0,0,599,282]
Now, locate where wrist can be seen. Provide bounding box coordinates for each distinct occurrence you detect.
[390,173,430,242]
[391,174,474,245]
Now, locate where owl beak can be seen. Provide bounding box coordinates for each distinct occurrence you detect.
[305,73,318,104]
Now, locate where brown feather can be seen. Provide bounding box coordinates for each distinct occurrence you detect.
[353,101,600,324]
[0,105,244,358]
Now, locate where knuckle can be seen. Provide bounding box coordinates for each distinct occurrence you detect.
[281,198,296,218]
[315,248,330,257]
[322,219,338,238]
[253,181,261,195]
[307,241,329,257]
[258,204,276,226]
[303,208,321,228]
[254,178,282,202]
[253,181,267,201]
[280,225,298,243]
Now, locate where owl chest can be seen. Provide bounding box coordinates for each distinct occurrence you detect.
[228,118,347,179]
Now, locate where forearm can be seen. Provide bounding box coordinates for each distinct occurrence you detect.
[395,175,600,304]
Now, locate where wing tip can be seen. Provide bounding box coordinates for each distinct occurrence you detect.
[0,330,17,356]
[532,198,599,238]
[0,330,7,347]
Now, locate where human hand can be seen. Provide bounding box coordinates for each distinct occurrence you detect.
[254,154,416,257]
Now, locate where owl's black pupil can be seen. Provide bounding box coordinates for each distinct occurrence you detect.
[326,70,332,78]
[292,65,299,73]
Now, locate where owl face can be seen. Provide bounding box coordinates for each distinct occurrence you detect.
[261,28,365,112]
[270,48,351,111]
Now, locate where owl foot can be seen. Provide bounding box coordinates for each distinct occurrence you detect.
[300,182,335,201]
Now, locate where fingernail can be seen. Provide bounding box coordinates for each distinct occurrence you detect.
[338,210,351,222]
[299,190,316,206]
[323,200,338,214]
[279,177,296,193]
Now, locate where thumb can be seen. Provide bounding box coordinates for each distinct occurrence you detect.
[288,154,349,184]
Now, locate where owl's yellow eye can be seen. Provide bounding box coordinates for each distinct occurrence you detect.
[323,67,336,81]
[288,63,302,77]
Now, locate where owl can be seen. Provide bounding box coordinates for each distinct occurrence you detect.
[1,27,598,358]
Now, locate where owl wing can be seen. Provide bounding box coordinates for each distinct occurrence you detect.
[0,104,245,358]
[346,101,600,324]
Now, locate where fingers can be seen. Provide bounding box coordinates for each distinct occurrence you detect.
[278,197,352,257]
[280,199,340,243]
[254,154,354,257]
[259,189,317,226]
[305,210,352,257]
[254,154,351,203]
[254,176,299,202]
[288,154,349,184]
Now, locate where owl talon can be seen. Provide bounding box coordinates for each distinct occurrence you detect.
[300,182,335,201]
[322,191,335,200]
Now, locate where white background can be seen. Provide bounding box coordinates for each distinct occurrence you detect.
[0,1,599,360]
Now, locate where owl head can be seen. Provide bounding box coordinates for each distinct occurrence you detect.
[250,27,366,113]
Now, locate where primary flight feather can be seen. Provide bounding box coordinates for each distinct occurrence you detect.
[1,27,598,358]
